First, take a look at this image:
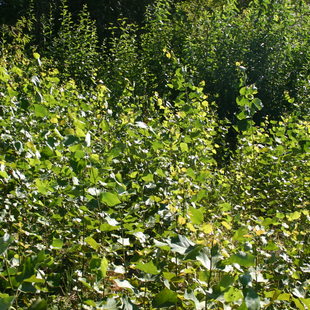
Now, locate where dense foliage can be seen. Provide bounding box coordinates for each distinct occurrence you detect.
[0,0,309,309]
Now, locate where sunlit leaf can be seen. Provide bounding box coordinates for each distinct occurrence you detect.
[136,261,160,275]
[142,173,154,183]
[224,287,243,302]
[51,239,63,249]
[33,104,48,117]
[287,211,301,221]
[33,52,40,59]
[202,223,213,234]
[101,257,108,278]
[100,192,121,206]
[233,227,251,242]
[189,206,204,225]
[85,236,100,250]
[180,142,189,152]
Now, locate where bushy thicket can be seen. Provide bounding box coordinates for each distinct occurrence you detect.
[0,0,309,309]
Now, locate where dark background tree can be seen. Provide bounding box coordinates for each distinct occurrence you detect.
[0,0,153,32]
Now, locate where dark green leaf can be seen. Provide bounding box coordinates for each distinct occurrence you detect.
[0,233,13,255]
[228,252,255,267]
[153,289,178,308]
[0,294,14,310]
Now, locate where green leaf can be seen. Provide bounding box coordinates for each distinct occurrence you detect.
[220,274,235,289]
[252,98,263,111]
[74,150,85,161]
[189,206,204,225]
[287,211,301,221]
[239,87,247,96]
[238,302,248,310]
[51,238,63,249]
[0,171,9,179]
[277,293,291,301]
[100,257,108,278]
[237,119,253,132]
[0,233,13,255]
[75,127,86,138]
[180,142,189,152]
[79,277,93,290]
[33,104,49,117]
[24,275,45,283]
[219,202,232,211]
[35,178,49,195]
[152,141,163,151]
[33,52,40,59]
[100,192,121,207]
[237,110,248,120]
[239,272,252,287]
[85,236,100,250]
[228,252,255,267]
[100,120,109,131]
[136,261,160,275]
[100,223,119,232]
[153,289,178,308]
[89,167,99,184]
[233,227,250,242]
[293,298,306,310]
[15,257,35,285]
[184,244,204,260]
[261,217,278,226]
[142,173,154,183]
[224,287,243,302]
[300,298,310,309]
[0,67,10,82]
[64,135,79,146]
[0,294,14,310]
[236,96,250,107]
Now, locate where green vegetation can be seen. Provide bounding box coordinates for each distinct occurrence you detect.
[0,0,309,309]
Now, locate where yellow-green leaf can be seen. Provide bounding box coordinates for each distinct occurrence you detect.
[100,257,108,278]
[85,236,100,250]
